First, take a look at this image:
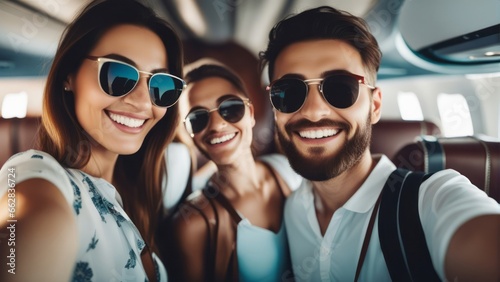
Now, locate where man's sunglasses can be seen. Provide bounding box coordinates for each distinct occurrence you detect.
[86,56,186,108]
[184,96,251,137]
[266,71,375,113]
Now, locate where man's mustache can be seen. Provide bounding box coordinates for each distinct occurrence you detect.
[284,119,351,133]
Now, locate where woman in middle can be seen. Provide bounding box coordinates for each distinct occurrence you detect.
[163,63,298,281]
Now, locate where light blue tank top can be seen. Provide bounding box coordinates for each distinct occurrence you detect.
[236,218,291,282]
[210,159,294,281]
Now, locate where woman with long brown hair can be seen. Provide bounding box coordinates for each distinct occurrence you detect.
[0,0,185,281]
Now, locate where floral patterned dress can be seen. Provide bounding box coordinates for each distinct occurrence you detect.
[0,150,167,281]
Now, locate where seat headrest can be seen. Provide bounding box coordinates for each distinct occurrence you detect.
[393,135,500,202]
[0,117,40,167]
[371,120,441,160]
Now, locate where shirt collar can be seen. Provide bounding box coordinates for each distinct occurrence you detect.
[343,155,396,213]
[297,155,397,214]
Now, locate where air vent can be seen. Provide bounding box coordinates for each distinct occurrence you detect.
[418,24,500,64]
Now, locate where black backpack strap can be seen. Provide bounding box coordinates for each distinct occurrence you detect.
[379,168,412,281]
[379,168,441,281]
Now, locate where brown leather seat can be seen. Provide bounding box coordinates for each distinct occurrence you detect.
[0,117,40,167]
[393,135,500,202]
[371,120,441,161]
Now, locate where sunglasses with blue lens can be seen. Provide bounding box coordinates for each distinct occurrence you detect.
[86,56,186,108]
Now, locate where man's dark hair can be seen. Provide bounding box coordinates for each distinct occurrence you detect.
[259,6,382,84]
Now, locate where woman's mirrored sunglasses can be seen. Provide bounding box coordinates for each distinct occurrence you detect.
[184,96,251,137]
[86,56,186,108]
[266,71,375,113]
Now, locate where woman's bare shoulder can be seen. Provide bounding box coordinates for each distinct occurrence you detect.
[170,189,234,235]
[170,190,217,232]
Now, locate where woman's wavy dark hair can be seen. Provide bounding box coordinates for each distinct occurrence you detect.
[259,6,381,85]
[36,0,183,251]
[184,64,249,98]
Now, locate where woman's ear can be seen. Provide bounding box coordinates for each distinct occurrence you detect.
[248,102,256,128]
[64,74,75,92]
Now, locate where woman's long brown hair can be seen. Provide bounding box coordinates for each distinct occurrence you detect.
[36,0,183,251]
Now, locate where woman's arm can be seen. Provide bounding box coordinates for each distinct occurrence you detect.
[0,178,78,282]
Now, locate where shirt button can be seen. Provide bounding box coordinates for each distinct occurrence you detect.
[320,246,330,257]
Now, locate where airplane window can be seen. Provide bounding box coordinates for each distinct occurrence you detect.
[397,91,423,121]
[1,91,27,118]
[466,73,500,138]
[437,93,474,137]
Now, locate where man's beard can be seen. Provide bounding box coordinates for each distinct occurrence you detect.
[276,115,372,181]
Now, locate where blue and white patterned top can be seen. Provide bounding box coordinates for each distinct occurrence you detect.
[0,149,167,281]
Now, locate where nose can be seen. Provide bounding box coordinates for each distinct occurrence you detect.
[299,83,332,121]
[122,75,152,110]
[205,110,227,132]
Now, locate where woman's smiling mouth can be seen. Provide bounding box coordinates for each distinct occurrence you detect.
[209,132,236,144]
[108,112,146,128]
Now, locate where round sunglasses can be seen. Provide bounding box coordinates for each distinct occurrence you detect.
[266,71,375,113]
[184,96,251,137]
[86,56,186,108]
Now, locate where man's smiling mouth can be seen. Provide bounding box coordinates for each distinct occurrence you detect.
[298,129,339,139]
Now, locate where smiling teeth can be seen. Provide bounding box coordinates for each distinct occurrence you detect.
[210,133,236,144]
[109,113,145,128]
[299,129,339,139]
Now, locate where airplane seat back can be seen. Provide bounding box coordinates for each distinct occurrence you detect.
[0,117,40,167]
[393,135,500,202]
[371,120,441,160]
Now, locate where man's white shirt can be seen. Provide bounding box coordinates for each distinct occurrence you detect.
[284,155,500,281]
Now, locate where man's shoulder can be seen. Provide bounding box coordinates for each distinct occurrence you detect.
[260,153,303,192]
[420,168,478,193]
[284,181,313,213]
